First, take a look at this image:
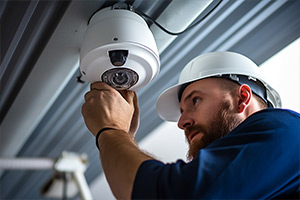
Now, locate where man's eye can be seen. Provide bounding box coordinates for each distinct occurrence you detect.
[192,97,201,105]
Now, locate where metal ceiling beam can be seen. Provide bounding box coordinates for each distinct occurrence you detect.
[0,0,99,159]
[0,0,71,123]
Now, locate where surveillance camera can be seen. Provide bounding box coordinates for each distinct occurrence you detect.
[79,4,160,90]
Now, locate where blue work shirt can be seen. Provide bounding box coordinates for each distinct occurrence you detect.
[132,108,300,199]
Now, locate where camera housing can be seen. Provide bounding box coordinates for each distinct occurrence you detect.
[79,4,160,90]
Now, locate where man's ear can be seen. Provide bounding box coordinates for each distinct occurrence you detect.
[237,84,252,113]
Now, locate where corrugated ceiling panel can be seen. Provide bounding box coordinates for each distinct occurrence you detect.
[0,0,71,122]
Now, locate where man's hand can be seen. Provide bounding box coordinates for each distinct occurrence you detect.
[81,82,138,136]
[82,82,152,199]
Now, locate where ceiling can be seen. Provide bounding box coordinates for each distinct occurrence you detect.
[1,0,300,199]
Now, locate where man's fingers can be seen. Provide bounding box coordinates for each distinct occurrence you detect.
[132,92,139,122]
[88,82,135,106]
[84,91,98,103]
[90,81,113,91]
[129,92,140,136]
[133,92,139,109]
[119,90,136,105]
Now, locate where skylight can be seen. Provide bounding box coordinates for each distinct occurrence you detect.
[260,37,300,113]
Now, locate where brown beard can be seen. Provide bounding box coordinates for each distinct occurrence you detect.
[185,100,243,161]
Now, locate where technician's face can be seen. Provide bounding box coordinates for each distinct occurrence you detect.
[178,78,242,161]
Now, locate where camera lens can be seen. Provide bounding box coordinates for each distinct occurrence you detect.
[102,68,139,90]
[113,72,129,85]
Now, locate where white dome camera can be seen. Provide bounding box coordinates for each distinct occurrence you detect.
[80,3,160,90]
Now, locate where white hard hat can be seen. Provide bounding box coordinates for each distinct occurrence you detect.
[156,51,281,122]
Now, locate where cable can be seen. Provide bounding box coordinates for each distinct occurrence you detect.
[134,0,222,36]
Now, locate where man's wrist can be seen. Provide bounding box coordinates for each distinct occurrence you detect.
[95,127,117,150]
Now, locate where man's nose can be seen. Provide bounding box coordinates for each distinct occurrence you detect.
[177,112,194,130]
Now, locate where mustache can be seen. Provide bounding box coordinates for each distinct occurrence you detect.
[185,125,205,137]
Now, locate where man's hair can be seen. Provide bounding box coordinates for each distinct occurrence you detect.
[215,77,268,109]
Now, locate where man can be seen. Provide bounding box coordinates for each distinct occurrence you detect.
[82,51,300,199]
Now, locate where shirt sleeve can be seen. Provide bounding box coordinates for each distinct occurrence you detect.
[131,109,300,199]
[132,158,200,199]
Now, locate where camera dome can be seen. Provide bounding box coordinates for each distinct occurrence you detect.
[79,5,160,90]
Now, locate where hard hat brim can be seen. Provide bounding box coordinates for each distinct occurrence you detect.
[156,84,181,122]
[156,79,196,122]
